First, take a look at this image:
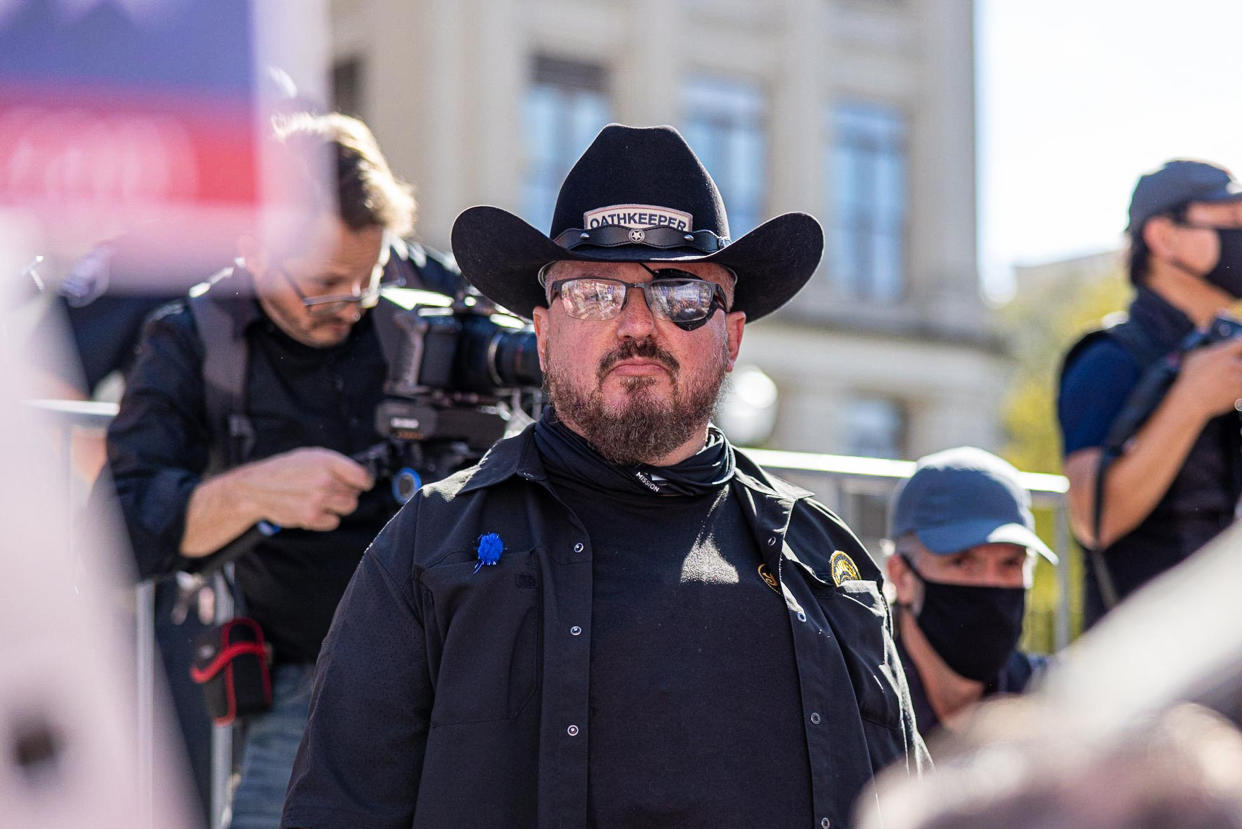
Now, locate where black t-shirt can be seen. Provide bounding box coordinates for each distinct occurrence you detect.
[547,468,814,829]
[231,314,393,663]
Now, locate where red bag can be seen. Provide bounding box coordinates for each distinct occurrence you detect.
[189,617,273,725]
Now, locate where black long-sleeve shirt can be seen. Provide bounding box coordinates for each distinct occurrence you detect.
[106,285,395,663]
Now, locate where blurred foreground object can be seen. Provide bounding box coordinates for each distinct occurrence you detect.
[1,1,330,827]
[0,0,328,276]
[858,701,1242,828]
[0,238,192,824]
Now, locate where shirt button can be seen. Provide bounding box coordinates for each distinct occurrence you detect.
[767,536,777,547]
[566,724,579,736]
[810,712,822,725]
[797,611,807,623]
[573,542,584,553]
[821,818,831,828]
[570,625,583,636]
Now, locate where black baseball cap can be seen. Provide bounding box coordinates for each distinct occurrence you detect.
[1128,159,1242,233]
[889,447,1057,563]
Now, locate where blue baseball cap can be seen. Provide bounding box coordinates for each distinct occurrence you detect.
[1128,159,1242,233]
[889,447,1057,564]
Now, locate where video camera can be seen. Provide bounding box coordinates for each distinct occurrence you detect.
[354,291,543,503]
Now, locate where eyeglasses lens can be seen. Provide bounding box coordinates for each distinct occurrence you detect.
[556,274,717,323]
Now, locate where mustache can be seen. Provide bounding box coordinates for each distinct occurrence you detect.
[597,338,680,380]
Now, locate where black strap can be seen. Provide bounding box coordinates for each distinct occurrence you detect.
[553,224,728,253]
[187,268,255,472]
[370,291,403,372]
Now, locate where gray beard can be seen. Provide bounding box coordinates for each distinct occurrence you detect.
[544,337,727,466]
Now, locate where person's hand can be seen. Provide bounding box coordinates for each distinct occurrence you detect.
[242,447,374,532]
[1169,337,1242,420]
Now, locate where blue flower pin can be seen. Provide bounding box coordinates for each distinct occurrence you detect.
[474,532,504,574]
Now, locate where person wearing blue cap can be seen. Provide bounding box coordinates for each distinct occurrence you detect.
[1058,159,1242,627]
[885,447,1056,741]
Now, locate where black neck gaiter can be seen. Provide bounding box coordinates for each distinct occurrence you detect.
[533,409,735,497]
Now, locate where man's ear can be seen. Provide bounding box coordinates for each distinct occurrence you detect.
[532,306,549,371]
[887,553,916,607]
[724,310,745,370]
[1142,216,1178,259]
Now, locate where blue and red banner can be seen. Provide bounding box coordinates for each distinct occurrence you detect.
[0,0,267,250]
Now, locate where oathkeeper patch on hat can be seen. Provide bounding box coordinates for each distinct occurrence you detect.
[584,204,693,232]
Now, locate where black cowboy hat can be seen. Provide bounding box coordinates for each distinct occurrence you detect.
[450,123,823,322]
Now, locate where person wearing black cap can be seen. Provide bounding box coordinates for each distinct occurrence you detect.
[281,124,928,829]
[1057,159,1242,627]
[885,447,1055,743]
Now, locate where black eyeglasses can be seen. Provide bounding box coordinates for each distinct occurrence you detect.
[278,264,381,316]
[544,267,729,331]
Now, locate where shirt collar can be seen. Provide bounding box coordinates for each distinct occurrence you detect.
[458,423,548,494]
[459,424,815,506]
[1130,286,1196,351]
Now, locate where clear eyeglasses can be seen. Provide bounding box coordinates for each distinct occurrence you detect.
[545,268,728,331]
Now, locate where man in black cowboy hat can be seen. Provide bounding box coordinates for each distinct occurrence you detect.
[282,124,927,829]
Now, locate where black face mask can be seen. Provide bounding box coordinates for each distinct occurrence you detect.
[903,558,1025,683]
[1204,227,1242,298]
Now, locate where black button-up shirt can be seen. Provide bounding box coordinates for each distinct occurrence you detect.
[282,427,928,829]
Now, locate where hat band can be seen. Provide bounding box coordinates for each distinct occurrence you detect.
[553,225,729,253]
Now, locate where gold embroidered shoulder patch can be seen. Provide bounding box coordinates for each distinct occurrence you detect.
[829,550,861,586]
[757,563,780,594]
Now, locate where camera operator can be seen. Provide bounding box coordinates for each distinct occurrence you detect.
[1058,159,1242,627]
[102,111,422,829]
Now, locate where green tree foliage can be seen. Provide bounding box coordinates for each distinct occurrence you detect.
[997,252,1131,650]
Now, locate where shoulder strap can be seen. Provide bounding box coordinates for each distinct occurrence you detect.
[1102,315,1167,367]
[187,268,254,472]
[369,292,404,371]
[1057,312,1165,388]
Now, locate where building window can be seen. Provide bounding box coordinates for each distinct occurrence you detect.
[830,101,907,302]
[522,56,612,230]
[680,75,766,237]
[841,396,906,459]
[331,57,364,119]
